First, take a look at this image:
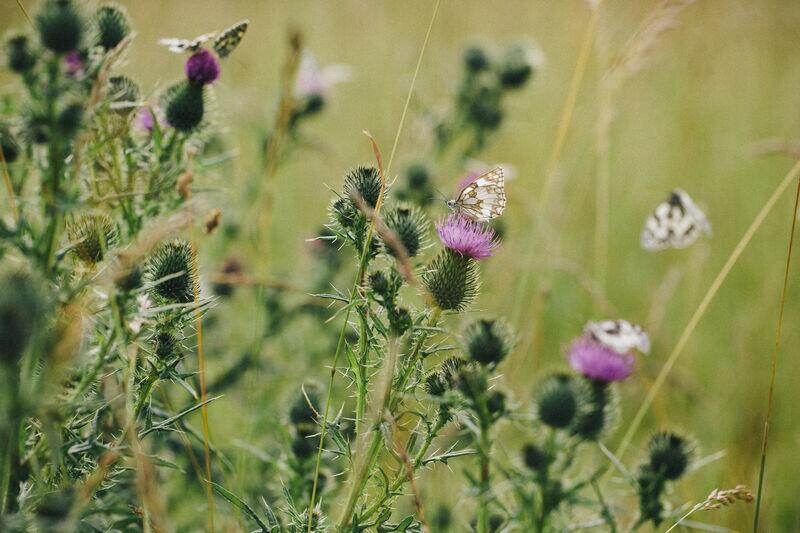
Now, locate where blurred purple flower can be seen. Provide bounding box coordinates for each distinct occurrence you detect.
[63,51,84,78]
[568,336,634,383]
[294,50,351,98]
[436,214,499,260]
[185,49,220,85]
[135,106,167,133]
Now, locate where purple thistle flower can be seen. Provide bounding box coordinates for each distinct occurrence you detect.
[185,49,220,86]
[63,50,84,78]
[135,106,167,133]
[567,336,634,383]
[436,214,499,260]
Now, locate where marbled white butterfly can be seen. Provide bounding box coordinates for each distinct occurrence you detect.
[446,167,506,221]
[641,189,711,251]
[159,19,249,58]
[584,319,650,354]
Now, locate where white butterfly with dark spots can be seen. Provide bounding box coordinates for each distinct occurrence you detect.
[159,20,249,57]
[641,189,711,251]
[446,167,506,221]
[584,319,650,354]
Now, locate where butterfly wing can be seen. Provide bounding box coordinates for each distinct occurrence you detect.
[454,167,506,221]
[641,189,710,251]
[159,32,216,54]
[584,320,650,354]
[213,19,249,58]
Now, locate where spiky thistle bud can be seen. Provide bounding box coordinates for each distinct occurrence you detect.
[647,431,692,481]
[368,270,390,297]
[56,102,84,137]
[94,3,130,50]
[454,361,488,401]
[466,85,502,130]
[147,239,198,303]
[5,33,37,73]
[0,123,20,163]
[0,267,50,364]
[570,379,619,441]
[464,46,490,73]
[152,331,178,359]
[463,318,512,366]
[330,197,359,230]
[422,249,480,311]
[343,165,382,209]
[67,213,119,264]
[486,389,506,418]
[534,373,586,430]
[36,0,84,54]
[162,80,205,132]
[383,204,428,258]
[424,357,468,397]
[498,45,540,90]
[636,466,666,525]
[108,75,140,112]
[387,306,412,337]
[522,442,551,472]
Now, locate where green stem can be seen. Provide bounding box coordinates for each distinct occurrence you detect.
[591,479,617,533]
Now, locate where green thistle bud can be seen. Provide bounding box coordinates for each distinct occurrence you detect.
[647,431,692,481]
[498,46,534,89]
[37,0,84,54]
[467,88,503,131]
[422,249,480,311]
[108,75,140,112]
[486,389,506,417]
[330,197,359,230]
[387,306,412,336]
[368,270,389,296]
[424,357,467,397]
[67,213,118,264]
[162,80,205,132]
[25,110,50,144]
[6,33,37,73]
[113,257,143,292]
[454,361,488,400]
[535,373,584,429]
[522,442,551,472]
[636,466,666,525]
[152,331,178,359]
[0,124,20,163]
[0,267,50,364]
[383,204,428,258]
[94,4,130,50]
[463,318,512,366]
[56,102,84,137]
[342,165,382,208]
[147,239,198,303]
[571,379,619,441]
[464,46,490,73]
[406,163,430,190]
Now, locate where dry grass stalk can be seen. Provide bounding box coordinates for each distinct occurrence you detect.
[665,485,754,532]
[745,137,800,159]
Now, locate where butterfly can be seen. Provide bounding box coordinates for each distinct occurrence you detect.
[641,189,711,251]
[584,319,650,354]
[159,19,249,57]
[446,167,506,221]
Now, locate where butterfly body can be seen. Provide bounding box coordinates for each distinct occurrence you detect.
[159,20,249,57]
[448,167,506,221]
[641,188,710,251]
[584,319,650,354]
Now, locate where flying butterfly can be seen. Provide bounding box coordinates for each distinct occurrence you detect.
[158,19,249,58]
[584,319,650,355]
[640,189,711,251]
[446,167,507,221]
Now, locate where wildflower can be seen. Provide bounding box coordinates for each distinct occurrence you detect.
[36,0,84,54]
[382,204,428,258]
[152,330,178,359]
[498,43,544,89]
[534,373,584,429]
[162,80,205,132]
[6,33,37,73]
[647,431,692,481]
[568,336,635,383]
[294,50,351,99]
[522,442,551,472]
[63,50,84,77]
[463,318,513,366]
[94,3,130,50]
[463,46,490,73]
[570,378,619,441]
[135,106,165,133]
[67,213,119,264]
[436,214,499,260]
[422,249,480,311]
[343,165,382,208]
[185,49,221,86]
[147,239,198,303]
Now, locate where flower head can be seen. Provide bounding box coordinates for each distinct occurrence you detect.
[63,50,83,77]
[568,336,635,383]
[436,214,499,260]
[185,49,220,86]
[294,50,351,98]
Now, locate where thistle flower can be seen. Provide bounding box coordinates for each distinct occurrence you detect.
[36,0,84,54]
[647,431,692,481]
[147,239,198,303]
[422,249,480,311]
[534,373,586,430]
[498,43,543,89]
[135,106,166,133]
[94,3,130,50]
[5,33,37,73]
[464,46,490,73]
[343,165,382,208]
[162,80,205,132]
[567,336,635,383]
[424,357,468,397]
[67,213,119,264]
[463,318,513,366]
[570,378,619,441]
[294,50,351,99]
[522,442,552,472]
[63,50,84,78]
[382,204,429,258]
[436,214,499,260]
[185,49,220,86]
[152,331,178,359]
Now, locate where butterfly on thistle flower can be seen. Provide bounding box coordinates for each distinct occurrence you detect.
[446,167,507,221]
[584,319,650,355]
[159,19,249,58]
[641,189,711,251]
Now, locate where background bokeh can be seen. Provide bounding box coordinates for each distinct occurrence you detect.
[3,0,800,530]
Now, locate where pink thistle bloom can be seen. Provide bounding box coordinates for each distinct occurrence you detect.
[135,106,167,133]
[568,336,634,383]
[63,51,84,78]
[294,50,352,98]
[436,214,499,260]
[185,49,220,85]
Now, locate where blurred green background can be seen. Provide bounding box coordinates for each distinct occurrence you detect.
[3,0,800,530]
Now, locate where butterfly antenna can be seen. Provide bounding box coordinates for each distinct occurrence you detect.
[432,184,449,203]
